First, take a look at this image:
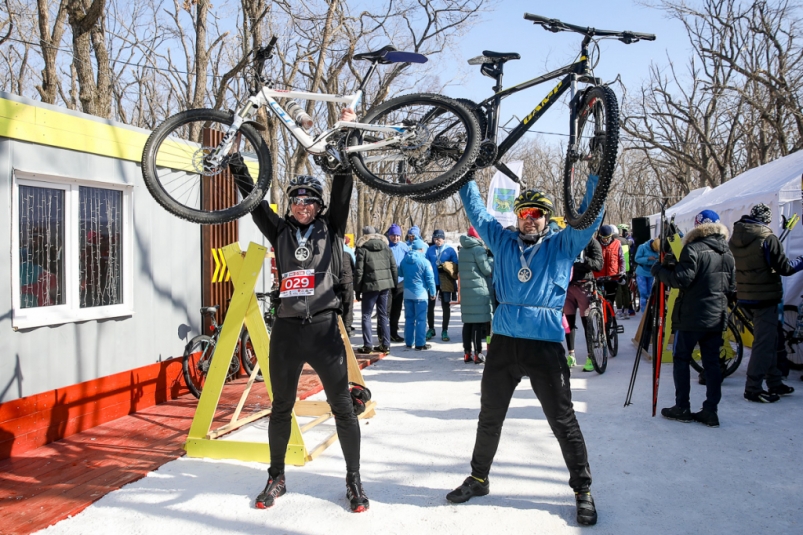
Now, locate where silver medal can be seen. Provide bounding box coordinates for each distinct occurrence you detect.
[518,267,532,283]
[295,246,310,261]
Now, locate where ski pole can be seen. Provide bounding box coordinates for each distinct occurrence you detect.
[625,283,657,406]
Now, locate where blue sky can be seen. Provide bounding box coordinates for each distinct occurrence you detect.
[440,0,692,141]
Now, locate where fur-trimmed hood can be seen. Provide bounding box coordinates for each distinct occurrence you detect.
[356,233,389,250]
[683,222,729,247]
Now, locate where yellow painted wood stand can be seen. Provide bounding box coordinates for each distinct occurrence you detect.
[184,242,376,466]
[660,233,684,364]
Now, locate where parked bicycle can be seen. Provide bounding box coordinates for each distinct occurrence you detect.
[141,38,481,224]
[594,275,626,358]
[627,273,640,313]
[581,275,623,374]
[414,13,655,230]
[182,294,276,398]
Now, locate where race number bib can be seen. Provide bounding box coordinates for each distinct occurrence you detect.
[279,269,315,298]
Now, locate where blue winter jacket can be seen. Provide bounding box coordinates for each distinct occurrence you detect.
[399,250,436,300]
[458,177,603,342]
[389,240,409,283]
[634,241,659,278]
[425,243,458,287]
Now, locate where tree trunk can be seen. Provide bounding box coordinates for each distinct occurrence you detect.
[36,0,68,104]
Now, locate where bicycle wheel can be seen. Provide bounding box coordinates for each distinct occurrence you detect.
[690,320,744,378]
[239,330,265,383]
[585,306,608,373]
[347,93,480,196]
[563,85,619,230]
[606,313,619,357]
[142,109,272,224]
[630,280,641,312]
[782,305,803,364]
[182,335,215,399]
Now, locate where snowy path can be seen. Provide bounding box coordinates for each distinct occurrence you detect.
[36,309,802,534]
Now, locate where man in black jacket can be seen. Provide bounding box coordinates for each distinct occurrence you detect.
[355,226,398,354]
[564,236,604,371]
[729,203,802,402]
[229,162,369,512]
[652,210,736,427]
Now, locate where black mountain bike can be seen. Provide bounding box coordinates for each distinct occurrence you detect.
[415,13,655,230]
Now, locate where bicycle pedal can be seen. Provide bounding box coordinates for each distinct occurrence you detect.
[617,326,625,334]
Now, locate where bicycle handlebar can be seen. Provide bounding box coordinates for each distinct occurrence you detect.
[523,13,656,43]
[595,274,625,283]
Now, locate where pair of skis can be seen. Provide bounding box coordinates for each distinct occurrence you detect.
[624,202,670,415]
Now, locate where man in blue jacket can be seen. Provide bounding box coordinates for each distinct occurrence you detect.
[387,224,409,342]
[425,230,459,341]
[445,176,602,527]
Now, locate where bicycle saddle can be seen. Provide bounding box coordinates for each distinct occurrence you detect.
[482,50,521,62]
[200,305,220,316]
[353,45,427,64]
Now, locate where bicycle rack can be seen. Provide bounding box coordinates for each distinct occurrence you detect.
[183,242,376,466]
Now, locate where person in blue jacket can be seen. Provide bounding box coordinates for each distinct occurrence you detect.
[398,238,437,349]
[406,225,421,245]
[425,230,459,341]
[445,176,603,527]
[387,224,409,342]
[634,238,659,310]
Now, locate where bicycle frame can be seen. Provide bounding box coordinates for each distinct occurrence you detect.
[473,37,600,169]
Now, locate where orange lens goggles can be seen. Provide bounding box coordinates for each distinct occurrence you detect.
[516,207,545,220]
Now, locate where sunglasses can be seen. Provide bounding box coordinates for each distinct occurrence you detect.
[516,207,545,220]
[291,197,320,206]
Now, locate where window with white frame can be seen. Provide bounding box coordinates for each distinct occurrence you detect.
[12,171,134,329]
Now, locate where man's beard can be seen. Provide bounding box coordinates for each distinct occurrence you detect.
[519,227,548,244]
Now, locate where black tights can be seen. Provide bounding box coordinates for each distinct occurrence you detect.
[462,323,486,354]
[565,313,589,352]
[268,312,360,476]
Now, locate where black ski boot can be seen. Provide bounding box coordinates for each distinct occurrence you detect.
[692,408,720,428]
[575,491,598,526]
[255,472,286,509]
[346,472,370,512]
[446,476,489,503]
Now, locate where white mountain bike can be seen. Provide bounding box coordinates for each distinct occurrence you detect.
[141,37,480,224]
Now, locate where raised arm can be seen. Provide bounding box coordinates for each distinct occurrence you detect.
[328,171,354,237]
[230,154,281,244]
[458,179,506,253]
[555,174,604,258]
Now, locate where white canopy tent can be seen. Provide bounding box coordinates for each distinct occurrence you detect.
[648,150,803,307]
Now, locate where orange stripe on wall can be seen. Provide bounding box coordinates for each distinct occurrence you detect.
[0,356,189,460]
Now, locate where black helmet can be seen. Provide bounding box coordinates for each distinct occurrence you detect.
[513,189,554,215]
[349,382,372,416]
[599,224,616,237]
[286,175,325,204]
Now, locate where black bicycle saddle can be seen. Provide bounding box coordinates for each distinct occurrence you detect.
[482,50,521,62]
[354,45,427,64]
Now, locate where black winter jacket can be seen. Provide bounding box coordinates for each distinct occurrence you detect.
[571,237,603,284]
[653,223,736,332]
[355,234,398,294]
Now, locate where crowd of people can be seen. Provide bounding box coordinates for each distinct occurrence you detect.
[232,145,801,526]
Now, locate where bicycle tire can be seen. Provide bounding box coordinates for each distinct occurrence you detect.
[142,109,272,224]
[562,85,619,230]
[781,305,803,365]
[347,93,480,196]
[631,279,641,312]
[239,330,265,383]
[408,168,477,203]
[585,306,608,373]
[182,335,215,399]
[690,320,743,378]
[606,313,619,357]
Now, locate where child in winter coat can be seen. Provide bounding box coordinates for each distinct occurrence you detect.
[398,239,437,350]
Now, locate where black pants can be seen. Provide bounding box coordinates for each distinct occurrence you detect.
[390,283,405,337]
[427,289,452,332]
[462,323,486,354]
[564,314,589,353]
[341,283,354,332]
[268,312,360,474]
[672,330,722,412]
[470,334,592,491]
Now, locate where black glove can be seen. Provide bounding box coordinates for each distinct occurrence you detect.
[355,293,362,302]
[617,274,627,285]
[662,253,677,268]
[650,262,662,276]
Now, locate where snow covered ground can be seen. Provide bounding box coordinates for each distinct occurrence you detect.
[37,308,802,534]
